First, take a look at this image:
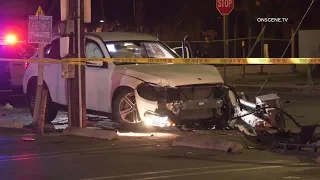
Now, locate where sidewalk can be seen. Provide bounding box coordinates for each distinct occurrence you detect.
[217,65,320,95]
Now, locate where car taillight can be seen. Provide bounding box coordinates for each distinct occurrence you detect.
[25,62,29,69]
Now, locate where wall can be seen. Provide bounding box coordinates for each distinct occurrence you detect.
[298,30,320,58]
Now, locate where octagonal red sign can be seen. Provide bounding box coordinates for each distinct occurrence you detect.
[216,0,234,15]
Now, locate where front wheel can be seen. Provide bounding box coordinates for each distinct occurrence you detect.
[27,85,58,123]
[112,89,143,130]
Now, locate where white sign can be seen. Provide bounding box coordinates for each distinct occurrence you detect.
[28,15,52,44]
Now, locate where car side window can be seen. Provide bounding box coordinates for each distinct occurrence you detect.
[85,40,104,59]
[85,39,106,67]
[44,39,60,59]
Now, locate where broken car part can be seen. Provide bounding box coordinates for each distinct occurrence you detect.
[134,80,319,146]
[135,82,236,129]
[234,97,320,146]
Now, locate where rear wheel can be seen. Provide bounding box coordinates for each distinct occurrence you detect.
[27,81,58,123]
[112,88,143,130]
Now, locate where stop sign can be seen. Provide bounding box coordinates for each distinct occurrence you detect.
[216,0,234,15]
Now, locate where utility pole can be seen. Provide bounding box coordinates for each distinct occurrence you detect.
[68,0,80,128]
[78,0,87,128]
[62,0,87,128]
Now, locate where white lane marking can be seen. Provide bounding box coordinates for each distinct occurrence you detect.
[0,144,166,162]
[132,163,319,180]
[284,177,300,179]
[80,160,288,180]
[132,166,284,180]
[0,143,160,159]
[291,163,311,166]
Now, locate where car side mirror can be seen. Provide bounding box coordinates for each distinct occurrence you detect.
[86,60,107,68]
[60,37,70,58]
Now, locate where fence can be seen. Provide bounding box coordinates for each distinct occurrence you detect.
[163,37,294,74]
[164,37,291,58]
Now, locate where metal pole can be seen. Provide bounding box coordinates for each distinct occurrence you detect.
[291,28,296,73]
[242,41,245,78]
[248,26,251,56]
[33,13,45,135]
[233,16,237,57]
[260,23,264,73]
[223,15,227,82]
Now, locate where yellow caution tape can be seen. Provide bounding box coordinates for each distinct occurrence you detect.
[1,58,320,64]
[63,58,320,64]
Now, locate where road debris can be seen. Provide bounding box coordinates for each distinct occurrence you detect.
[226,92,320,150]
[1,103,13,111]
[22,137,35,141]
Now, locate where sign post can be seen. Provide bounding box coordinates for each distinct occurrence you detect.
[28,6,52,134]
[216,0,234,83]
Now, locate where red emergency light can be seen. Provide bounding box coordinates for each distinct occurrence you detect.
[5,34,18,44]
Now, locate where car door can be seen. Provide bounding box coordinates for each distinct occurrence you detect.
[85,37,112,112]
[172,47,189,58]
[43,38,67,105]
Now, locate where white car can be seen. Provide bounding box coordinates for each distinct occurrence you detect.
[23,32,237,129]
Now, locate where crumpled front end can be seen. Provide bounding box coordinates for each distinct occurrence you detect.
[135,82,234,128]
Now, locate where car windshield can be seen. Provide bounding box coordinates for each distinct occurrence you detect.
[105,41,179,65]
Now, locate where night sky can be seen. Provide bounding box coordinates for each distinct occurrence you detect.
[1,0,320,40]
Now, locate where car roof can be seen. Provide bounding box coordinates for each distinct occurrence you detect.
[86,32,159,42]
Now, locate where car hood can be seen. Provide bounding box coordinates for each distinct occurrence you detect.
[115,64,224,86]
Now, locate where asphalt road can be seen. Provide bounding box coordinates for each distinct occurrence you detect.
[0,92,319,180]
[0,133,318,180]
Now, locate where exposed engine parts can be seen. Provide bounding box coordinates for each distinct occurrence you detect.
[136,82,234,128]
[136,82,320,146]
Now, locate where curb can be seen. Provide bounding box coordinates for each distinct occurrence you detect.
[0,127,31,133]
[63,128,118,140]
[172,135,244,153]
[233,85,320,95]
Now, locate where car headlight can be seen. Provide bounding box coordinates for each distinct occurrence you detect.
[136,83,179,101]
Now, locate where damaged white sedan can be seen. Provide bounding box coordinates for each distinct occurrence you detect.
[23,32,285,132]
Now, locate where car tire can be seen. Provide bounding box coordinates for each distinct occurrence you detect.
[27,83,58,123]
[112,88,143,130]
